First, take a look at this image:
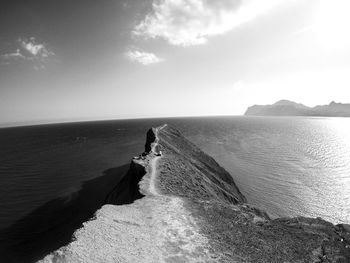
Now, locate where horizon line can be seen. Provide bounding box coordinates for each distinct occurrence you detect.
[0,114,244,129]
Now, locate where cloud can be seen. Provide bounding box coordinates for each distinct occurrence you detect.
[1,49,25,60]
[133,0,283,46]
[125,49,163,65]
[20,37,55,59]
[1,37,55,69]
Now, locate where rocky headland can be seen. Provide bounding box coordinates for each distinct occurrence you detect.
[245,100,350,117]
[39,125,350,262]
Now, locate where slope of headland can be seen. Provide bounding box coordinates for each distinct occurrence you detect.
[39,125,350,262]
[245,100,350,117]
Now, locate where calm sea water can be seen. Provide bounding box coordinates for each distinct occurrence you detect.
[0,116,349,245]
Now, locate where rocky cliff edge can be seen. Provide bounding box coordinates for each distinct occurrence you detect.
[39,125,350,263]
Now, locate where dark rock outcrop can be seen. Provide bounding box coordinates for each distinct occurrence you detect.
[144,128,156,153]
[245,100,350,117]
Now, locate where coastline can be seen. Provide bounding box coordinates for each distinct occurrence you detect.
[38,124,350,262]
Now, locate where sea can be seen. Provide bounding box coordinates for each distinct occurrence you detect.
[0,116,349,261]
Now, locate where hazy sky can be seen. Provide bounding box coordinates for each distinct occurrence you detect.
[1,0,350,125]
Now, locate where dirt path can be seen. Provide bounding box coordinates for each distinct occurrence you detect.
[39,125,214,263]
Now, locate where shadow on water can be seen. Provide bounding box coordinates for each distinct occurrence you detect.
[0,163,144,263]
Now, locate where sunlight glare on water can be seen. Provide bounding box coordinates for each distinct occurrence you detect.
[317,118,350,223]
[180,117,350,224]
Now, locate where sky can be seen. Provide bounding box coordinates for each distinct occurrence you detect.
[1,0,350,125]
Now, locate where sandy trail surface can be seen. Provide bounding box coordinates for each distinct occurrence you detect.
[39,125,214,263]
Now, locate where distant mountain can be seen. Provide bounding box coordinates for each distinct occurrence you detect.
[245,100,350,117]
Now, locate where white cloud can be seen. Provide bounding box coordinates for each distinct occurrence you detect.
[1,37,55,69]
[22,41,43,56]
[20,37,55,58]
[134,0,285,46]
[125,49,163,65]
